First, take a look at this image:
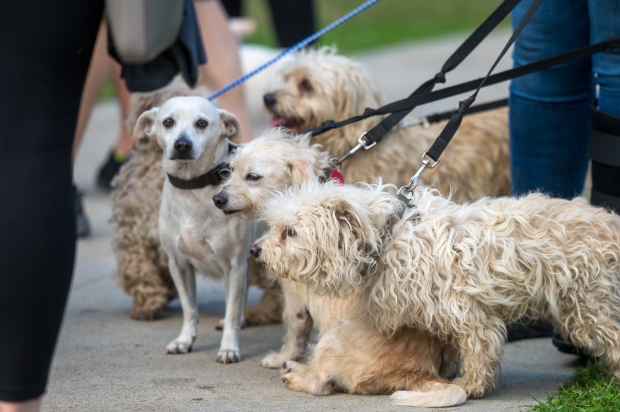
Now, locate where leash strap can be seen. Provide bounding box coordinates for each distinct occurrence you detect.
[362,0,520,146]
[207,0,382,101]
[308,0,520,138]
[402,98,509,128]
[425,0,542,163]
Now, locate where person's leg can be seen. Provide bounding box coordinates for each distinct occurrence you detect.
[195,0,253,142]
[509,0,593,199]
[0,0,103,407]
[507,0,592,343]
[95,59,134,190]
[588,0,620,213]
[266,0,316,47]
[72,20,112,165]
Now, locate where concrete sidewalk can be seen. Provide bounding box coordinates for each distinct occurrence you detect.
[46,32,582,411]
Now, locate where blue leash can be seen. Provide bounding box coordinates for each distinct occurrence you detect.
[207,0,382,101]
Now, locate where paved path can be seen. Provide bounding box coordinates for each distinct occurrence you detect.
[46,32,583,411]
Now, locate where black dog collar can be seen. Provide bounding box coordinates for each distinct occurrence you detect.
[167,143,237,190]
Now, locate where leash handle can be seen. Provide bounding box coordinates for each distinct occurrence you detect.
[207,0,382,101]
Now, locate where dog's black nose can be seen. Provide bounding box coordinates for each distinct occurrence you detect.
[263,92,277,109]
[173,137,192,154]
[212,192,228,208]
[249,244,261,259]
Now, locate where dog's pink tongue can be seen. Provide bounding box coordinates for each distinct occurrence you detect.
[270,116,284,127]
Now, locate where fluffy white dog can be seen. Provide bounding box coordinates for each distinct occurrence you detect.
[252,181,620,398]
[134,96,253,363]
[213,130,466,407]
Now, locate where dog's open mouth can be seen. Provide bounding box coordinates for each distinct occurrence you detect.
[222,208,243,215]
[268,112,303,132]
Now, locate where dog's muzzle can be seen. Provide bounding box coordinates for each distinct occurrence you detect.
[263,92,277,109]
[249,243,261,259]
[170,136,194,160]
[212,192,228,208]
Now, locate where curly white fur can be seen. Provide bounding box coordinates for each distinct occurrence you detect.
[255,181,620,398]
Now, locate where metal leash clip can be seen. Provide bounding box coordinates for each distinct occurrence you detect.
[398,152,439,196]
[400,116,431,129]
[336,132,377,164]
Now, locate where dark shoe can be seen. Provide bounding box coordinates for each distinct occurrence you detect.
[506,320,554,342]
[74,185,91,238]
[96,150,127,190]
[552,333,592,359]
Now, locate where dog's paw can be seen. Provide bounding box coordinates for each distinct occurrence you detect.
[165,337,194,354]
[260,352,290,369]
[216,348,240,364]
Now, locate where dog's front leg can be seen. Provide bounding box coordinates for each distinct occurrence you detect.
[217,261,247,363]
[166,258,198,354]
[452,321,503,398]
[261,280,313,368]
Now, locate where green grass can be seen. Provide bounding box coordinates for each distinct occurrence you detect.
[528,363,620,412]
[244,0,510,53]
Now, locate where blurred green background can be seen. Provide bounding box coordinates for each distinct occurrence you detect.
[101,0,509,99]
[244,0,510,53]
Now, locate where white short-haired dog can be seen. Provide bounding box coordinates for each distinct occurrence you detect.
[134,96,253,363]
[252,180,620,398]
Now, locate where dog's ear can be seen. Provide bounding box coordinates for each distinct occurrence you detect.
[287,157,314,186]
[219,110,243,144]
[133,107,158,139]
[333,199,370,248]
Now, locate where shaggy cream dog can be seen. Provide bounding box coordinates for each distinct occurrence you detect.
[263,47,510,201]
[252,181,620,398]
[112,79,207,320]
[214,130,466,407]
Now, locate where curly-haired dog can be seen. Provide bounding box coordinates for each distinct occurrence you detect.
[263,47,509,201]
[134,96,253,363]
[252,181,620,398]
[112,79,209,320]
[216,130,465,406]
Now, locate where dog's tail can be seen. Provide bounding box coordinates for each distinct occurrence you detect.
[390,381,467,408]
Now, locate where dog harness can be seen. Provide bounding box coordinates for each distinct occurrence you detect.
[361,193,420,276]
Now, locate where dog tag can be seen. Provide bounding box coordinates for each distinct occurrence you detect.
[330,169,345,185]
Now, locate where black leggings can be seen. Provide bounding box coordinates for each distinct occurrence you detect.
[0,1,103,402]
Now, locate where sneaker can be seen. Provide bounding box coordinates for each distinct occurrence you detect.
[96,150,127,190]
[74,185,91,238]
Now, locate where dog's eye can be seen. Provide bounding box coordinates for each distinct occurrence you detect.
[245,173,262,181]
[299,79,313,94]
[281,227,296,241]
[162,118,174,128]
[195,119,209,129]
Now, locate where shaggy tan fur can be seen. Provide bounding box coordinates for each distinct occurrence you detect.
[111,78,207,320]
[254,181,620,399]
[219,131,465,406]
[263,47,510,201]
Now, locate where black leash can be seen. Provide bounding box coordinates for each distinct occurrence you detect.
[313,36,620,140]
[167,143,236,190]
[401,98,509,129]
[400,0,544,194]
[309,0,521,146]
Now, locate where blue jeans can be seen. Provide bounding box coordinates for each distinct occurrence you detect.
[509,0,620,198]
